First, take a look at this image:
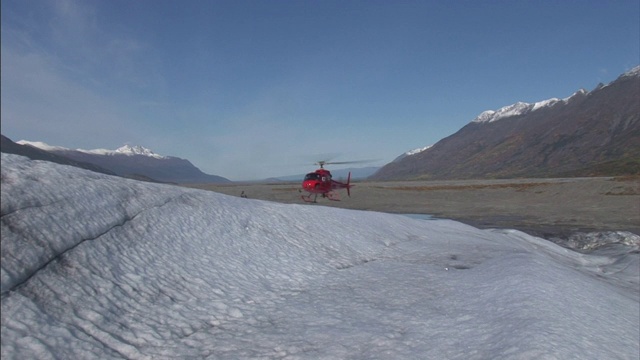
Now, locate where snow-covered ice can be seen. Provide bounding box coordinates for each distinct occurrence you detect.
[1,153,638,359]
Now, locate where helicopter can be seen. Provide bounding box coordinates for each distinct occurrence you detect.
[300,161,355,203]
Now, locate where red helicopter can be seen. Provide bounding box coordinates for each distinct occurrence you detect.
[300,161,354,203]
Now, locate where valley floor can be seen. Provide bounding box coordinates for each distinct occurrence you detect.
[185,176,640,240]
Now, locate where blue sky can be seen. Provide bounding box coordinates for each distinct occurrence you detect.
[2,0,638,180]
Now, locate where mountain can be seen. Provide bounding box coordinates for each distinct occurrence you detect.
[15,141,231,184]
[1,135,117,176]
[371,66,640,180]
[391,145,432,163]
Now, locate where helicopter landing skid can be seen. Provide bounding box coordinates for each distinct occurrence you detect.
[301,192,341,203]
[326,192,341,201]
[301,193,318,203]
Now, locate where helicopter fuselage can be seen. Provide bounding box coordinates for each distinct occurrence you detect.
[301,168,351,202]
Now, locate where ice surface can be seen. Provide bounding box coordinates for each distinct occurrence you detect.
[1,153,638,359]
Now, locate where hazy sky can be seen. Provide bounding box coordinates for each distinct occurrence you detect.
[2,0,638,180]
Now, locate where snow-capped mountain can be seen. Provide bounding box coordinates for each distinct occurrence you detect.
[405,145,432,156]
[8,140,230,184]
[471,66,639,125]
[471,90,588,124]
[1,135,117,176]
[11,140,70,152]
[392,145,433,163]
[372,66,640,180]
[621,65,640,78]
[113,144,164,158]
[17,142,167,159]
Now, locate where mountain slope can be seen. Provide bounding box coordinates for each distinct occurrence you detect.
[372,66,640,180]
[1,135,117,176]
[17,141,231,184]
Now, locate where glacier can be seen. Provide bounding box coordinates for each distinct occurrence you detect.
[1,153,638,359]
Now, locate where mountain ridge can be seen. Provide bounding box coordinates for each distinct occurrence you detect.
[6,139,231,184]
[371,66,640,180]
[1,135,118,176]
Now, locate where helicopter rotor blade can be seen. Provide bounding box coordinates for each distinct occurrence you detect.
[315,159,376,167]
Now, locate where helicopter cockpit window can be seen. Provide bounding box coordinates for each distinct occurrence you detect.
[304,173,321,181]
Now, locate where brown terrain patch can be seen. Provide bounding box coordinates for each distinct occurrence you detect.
[184,177,640,239]
[375,182,554,192]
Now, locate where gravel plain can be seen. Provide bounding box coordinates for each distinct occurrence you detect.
[185,176,640,239]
